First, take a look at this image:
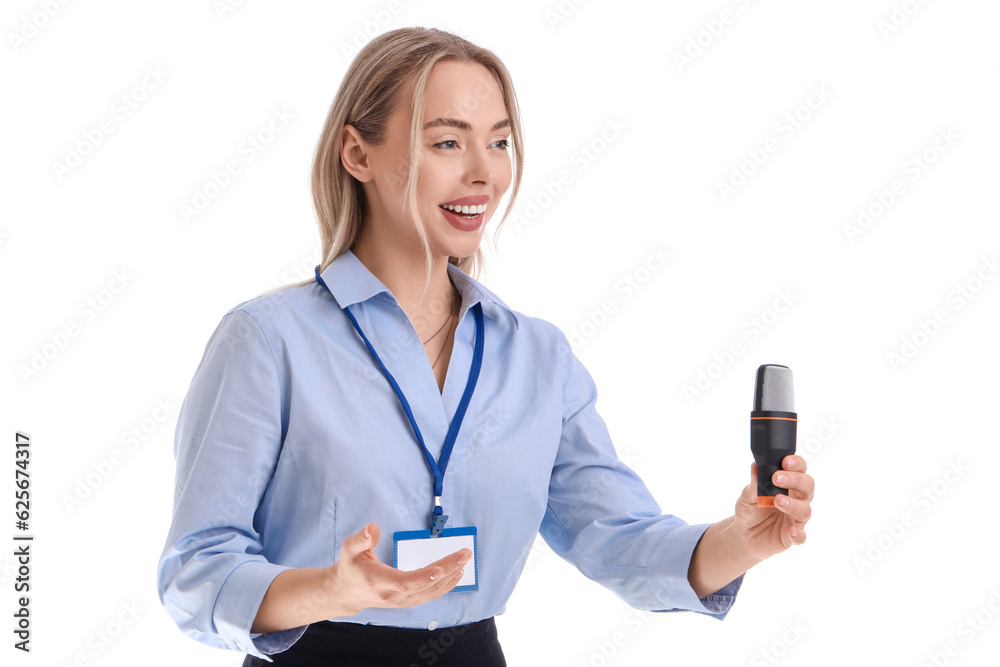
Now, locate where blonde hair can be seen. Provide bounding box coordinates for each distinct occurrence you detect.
[268,27,524,303]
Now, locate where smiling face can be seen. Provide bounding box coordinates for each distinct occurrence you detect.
[356,60,513,263]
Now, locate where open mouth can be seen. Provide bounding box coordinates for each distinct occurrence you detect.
[439,204,486,231]
[439,203,487,220]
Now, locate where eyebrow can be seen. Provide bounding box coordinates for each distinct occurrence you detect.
[422,117,511,132]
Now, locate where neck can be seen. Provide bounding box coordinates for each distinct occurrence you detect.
[351,228,458,336]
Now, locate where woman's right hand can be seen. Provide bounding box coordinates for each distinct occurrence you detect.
[324,521,470,617]
[252,521,470,634]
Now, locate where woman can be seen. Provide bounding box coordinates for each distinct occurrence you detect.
[156,27,815,666]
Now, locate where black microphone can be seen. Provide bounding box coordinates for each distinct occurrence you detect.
[750,364,797,507]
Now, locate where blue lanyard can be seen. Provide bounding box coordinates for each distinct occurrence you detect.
[315,266,485,535]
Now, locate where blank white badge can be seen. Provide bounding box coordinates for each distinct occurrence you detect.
[393,527,478,592]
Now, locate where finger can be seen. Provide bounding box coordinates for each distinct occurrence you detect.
[771,493,812,524]
[418,566,467,601]
[418,548,472,585]
[386,548,472,594]
[772,470,815,501]
[782,454,807,474]
[370,558,467,609]
[342,522,380,559]
[420,559,469,596]
[349,562,445,611]
[394,567,467,608]
[787,525,807,546]
[421,548,473,575]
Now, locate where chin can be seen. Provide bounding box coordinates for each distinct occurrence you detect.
[445,245,480,262]
[434,233,483,261]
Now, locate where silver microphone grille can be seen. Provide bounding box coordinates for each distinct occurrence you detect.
[753,364,794,412]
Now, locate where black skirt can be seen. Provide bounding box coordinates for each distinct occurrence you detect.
[242,617,506,667]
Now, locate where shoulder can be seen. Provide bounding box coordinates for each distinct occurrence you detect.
[496,305,578,384]
[510,308,571,350]
[229,279,319,318]
[465,277,568,351]
[220,280,326,333]
[504,308,598,418]
[463,271,576,372]
[196,281,328,365]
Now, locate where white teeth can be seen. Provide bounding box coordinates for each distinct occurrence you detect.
[442,203,487,215]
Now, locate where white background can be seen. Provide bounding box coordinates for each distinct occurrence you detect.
[2,1,999,665]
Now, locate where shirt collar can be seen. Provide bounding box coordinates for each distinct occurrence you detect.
[317,248,520,330]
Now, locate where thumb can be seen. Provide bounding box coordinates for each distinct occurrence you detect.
[741,462,758,506]
[342,522,380,558]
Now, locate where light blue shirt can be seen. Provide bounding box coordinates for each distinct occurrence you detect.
[156,248,743,660]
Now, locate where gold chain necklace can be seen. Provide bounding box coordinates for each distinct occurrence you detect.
[427,284,460,368]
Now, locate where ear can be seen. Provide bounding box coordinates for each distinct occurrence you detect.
[341,124,374,182]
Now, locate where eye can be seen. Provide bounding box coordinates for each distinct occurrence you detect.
[433,138,511,152]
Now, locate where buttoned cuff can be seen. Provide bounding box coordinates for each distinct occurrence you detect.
[648,522,744,620]
[212,560,308,659]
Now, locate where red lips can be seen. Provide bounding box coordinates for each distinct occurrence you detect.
[440,195,490,208]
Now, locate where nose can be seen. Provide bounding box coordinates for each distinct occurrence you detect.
[466,144,497,186]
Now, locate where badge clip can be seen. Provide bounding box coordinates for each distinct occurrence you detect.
[431,496,448,537]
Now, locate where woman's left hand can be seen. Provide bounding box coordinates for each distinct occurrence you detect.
[734,454,815,561]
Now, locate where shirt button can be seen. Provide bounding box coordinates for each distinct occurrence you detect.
[426,620,439,631]
[235,641,244,651]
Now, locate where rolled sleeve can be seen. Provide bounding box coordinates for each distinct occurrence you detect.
[214,561,308,657]
[540,327,743,618]
[156,308,303,658]
[647,522,744,620]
